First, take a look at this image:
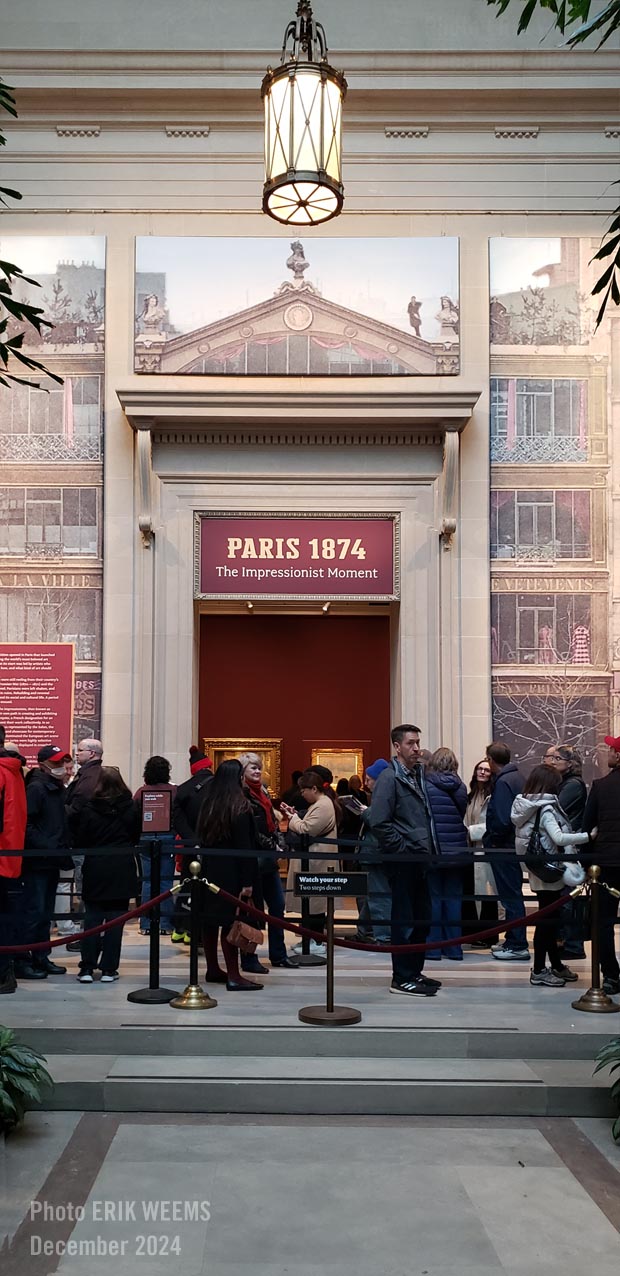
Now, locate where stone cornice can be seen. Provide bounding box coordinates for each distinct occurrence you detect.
[117,385,481,433]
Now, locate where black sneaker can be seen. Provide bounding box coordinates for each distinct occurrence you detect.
[418,973,442,989]
[390,978,438,997]
[602,976,620,996]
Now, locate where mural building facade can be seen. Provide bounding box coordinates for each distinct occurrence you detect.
[0,2,618,784]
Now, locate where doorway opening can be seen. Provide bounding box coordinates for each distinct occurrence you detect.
[199,611,391,791]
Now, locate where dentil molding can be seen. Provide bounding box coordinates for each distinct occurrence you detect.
[55,125,100,137]
[385,126,429,139]
[494,126,540,139]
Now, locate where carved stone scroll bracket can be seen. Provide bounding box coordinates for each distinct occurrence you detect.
[136,425,155,547]
[440,429,459,549]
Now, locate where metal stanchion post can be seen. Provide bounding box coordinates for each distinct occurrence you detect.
[170,860,218,1010]
[572,865,620,1014]
[298,873,362,1026]
[295,834,327,968]
[127,837,177,1005]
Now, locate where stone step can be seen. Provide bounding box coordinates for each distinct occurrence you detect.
[16,1023,610,1061]
[38,1053,615,1117]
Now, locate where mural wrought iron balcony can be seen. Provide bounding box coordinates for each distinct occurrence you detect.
[490,435,587,464]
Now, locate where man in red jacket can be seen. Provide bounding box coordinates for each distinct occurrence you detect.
[0,725,27,994]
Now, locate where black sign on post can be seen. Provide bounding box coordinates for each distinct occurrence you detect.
[295,873,368,897]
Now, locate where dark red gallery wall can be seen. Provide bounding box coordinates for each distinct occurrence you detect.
[199,614,391,788]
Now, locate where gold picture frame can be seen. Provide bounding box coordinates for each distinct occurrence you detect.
[310,747,365,784]
[203,737,282,796]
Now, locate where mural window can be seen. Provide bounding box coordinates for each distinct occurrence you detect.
[491,592,591,665]
[187,335,407,376]
[491,490,591,561]
[490,377,587,462]
[0,376,102,461]
[0,487,99,557]
[0,588,102,662]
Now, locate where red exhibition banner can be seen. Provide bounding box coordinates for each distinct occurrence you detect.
[196,514,398,600]
[0,643,75,766]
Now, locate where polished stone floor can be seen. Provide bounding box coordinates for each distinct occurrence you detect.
[2,919,617,1034]
[1,1111,619,1276]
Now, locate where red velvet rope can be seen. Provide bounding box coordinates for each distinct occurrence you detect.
[207,881,575,953]
[0,888,175,954]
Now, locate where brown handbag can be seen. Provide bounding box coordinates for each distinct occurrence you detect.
[227,917,264,954]
[227,893,264,954]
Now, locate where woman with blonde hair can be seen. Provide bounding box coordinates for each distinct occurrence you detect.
[237,752,298,972]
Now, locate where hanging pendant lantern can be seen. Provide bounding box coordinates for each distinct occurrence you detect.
[261,2,347,226]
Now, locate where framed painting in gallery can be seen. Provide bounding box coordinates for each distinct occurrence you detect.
[203,738,282,797]
[310,747,365,785]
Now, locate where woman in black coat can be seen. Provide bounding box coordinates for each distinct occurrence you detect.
[196,759,263,992]
[69,767,140,983]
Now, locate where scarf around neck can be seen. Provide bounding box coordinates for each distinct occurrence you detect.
[246,777,276,833]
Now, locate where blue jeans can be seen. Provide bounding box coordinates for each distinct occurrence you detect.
[140,841,175,931]
[427,865,464,959]
[487,852,527,949]
[357,863,392,942]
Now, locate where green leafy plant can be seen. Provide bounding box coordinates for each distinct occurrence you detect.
[0,75,61,389]
[0,1025,53,1134]
[594,1036,620,1141]
[485,1,620,46]
[484,3,620,327]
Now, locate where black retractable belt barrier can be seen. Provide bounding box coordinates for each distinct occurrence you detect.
[295,833,327,968]
[297,868,363,1026]
[127,837,177,1005]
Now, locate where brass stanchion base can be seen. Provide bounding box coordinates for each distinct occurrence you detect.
[298,1004,362,1026]
[170,983,218,1010]
[572,987,620,1014]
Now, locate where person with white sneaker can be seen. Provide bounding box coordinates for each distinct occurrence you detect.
[69,767,139,984]
[283,770,340,959]
[511,764,589,987]
[483,743,530,962]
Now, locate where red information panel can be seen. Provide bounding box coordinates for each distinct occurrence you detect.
[0,643,75,766]
[196,514,399,600]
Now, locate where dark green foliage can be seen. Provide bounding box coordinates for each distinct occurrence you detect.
[0,77,61,389]
[0,1025,54,1134]
[594,1037,620,1141]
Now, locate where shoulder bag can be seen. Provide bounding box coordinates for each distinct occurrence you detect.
[523,809,564,885]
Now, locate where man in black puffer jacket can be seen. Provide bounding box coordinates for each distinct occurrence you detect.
[16,746,74,980]
[582,734,620,995]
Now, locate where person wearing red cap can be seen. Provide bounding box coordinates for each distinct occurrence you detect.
[582,735,620,995]
[15,745,74,980]
[0,726,27,993]
[170,747,214,943]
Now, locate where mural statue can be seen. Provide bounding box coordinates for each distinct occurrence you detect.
[140,294,167,333]
[286,241,310,281]
[407,295,422,337]
[436,295,459,344]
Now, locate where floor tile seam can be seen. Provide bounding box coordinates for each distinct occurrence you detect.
[537,1118,620,1235]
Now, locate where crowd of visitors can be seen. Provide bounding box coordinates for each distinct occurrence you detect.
[0,718,619,1000]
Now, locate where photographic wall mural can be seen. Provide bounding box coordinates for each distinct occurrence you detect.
[0,236,106,751]
[134,236,460,375]
[489,236,617,780]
